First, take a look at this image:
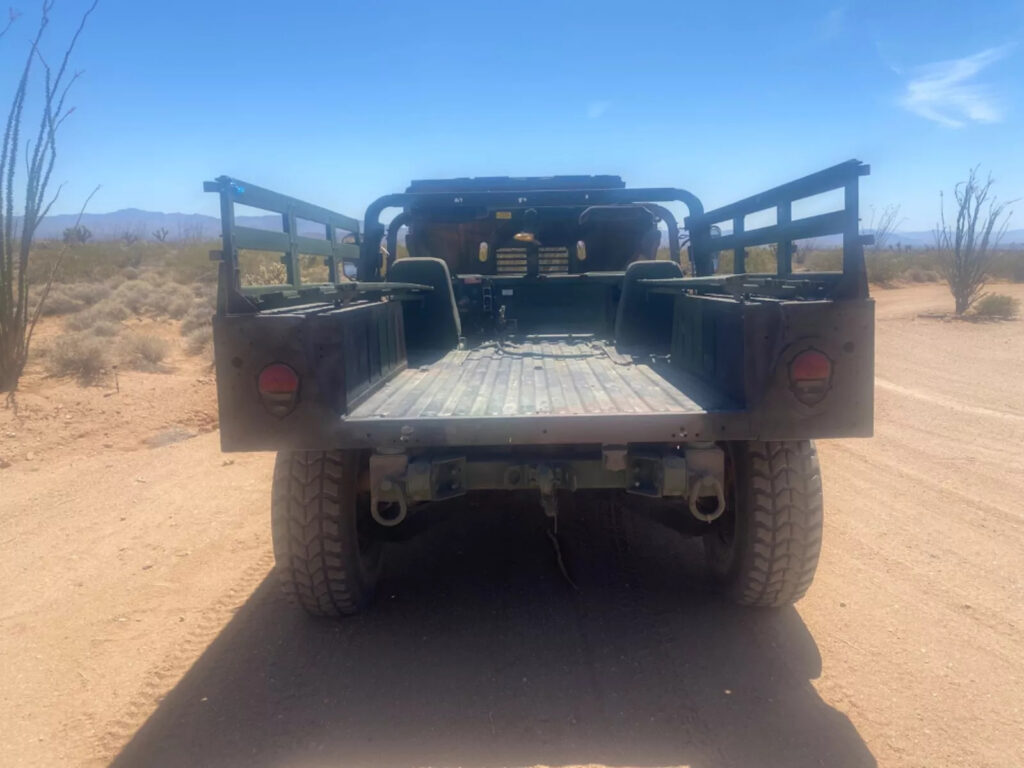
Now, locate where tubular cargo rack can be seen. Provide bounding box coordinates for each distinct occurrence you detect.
[203,176,433,314]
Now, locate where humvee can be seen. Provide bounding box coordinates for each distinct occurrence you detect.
[206,160,873,616]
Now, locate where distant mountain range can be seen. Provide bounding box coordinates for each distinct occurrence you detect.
[26,207,1024,249]
[28,208,328,241]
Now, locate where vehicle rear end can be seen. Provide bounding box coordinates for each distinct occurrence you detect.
[206,160,874,617]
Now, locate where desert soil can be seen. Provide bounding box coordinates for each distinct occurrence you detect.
[1,283,1022,768]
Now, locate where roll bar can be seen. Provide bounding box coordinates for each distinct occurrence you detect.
[359,187,705,280]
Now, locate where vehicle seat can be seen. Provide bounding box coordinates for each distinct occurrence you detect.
[388,257,462,352]
[615,260,683,351]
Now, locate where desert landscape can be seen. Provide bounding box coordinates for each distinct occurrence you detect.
[1,278,1022,767]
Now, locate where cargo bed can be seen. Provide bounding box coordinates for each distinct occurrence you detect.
[339,335,745,448]
[349,336,735,420]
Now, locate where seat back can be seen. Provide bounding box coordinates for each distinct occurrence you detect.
[615,260,683,351]
[388,257,462,352]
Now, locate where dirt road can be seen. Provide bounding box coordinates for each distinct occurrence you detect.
[2,284,1022,767]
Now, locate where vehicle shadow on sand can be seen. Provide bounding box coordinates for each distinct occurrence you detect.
[112,498,875,768]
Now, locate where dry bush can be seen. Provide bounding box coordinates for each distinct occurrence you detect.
[110,279,194,318]
[907,268,940,283]
[799,249,843,271]
[167,297,191,319]
[113,280,155,313]
[866,252,904,285]
[972,293,1020,320]
[65,282,111,304]
[240,254,288,286]
[38,287,86,316]
[45,335,108,383]
[65,299,130,331]
[180,305,212,336]
[714,246,777,274]
[90,299,130,323]
[183,326,212,356]
[120,333,171,372]
[90,321,120,338]
[164,243,218,285]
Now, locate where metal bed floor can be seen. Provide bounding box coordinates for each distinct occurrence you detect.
[347,336,734,420]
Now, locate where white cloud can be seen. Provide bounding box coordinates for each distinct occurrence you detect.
[900,45,1012,128]
[586,100,610,119]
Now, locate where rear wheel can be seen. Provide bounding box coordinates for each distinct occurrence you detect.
[704,440,823,607]
[271,450,382,617]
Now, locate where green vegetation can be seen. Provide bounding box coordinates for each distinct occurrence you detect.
[972,293,1020,320]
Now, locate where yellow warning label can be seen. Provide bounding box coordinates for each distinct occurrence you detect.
[495,211,512,219]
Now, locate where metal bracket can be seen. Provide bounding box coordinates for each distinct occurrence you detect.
[625,451,688,497]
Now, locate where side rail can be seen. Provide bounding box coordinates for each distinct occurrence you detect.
[682,159,874,299]
[204,176,427,313]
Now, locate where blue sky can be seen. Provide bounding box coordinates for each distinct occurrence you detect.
[3,0,1023,230]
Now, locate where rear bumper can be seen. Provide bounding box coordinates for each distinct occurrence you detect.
[338,408,870,450]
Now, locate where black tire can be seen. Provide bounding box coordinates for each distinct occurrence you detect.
[271,450,382,617]
[704,440,823,607]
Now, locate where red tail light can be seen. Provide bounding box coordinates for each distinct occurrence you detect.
[789,350,832,405]
[258,363,299,416]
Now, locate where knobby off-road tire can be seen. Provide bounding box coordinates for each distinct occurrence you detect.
[704,440,823,608]
[271,450,382,617]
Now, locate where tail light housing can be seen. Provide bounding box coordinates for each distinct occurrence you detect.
[789,349,832,406]
[258,363,300,416]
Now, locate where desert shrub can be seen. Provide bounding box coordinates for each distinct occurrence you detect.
[972,293,1020,320]
[141,268,166,285]
[799,249,843,272]
[183,326,212,356]
[165,243,218,285]
[64,298,132,331]
[1010,257,1024,284]
[299,254,329,284]
[866,252,904,285]
[192,281,217,303]
[65,299,130,331]
[714,246,777,274]
[167,297,191,319]
[907,268,940,283]
[65,282,111,304]
[89,299,130,322]
[141,289,175,316]
[111,278,194,318]
[239,251,288,286]
[180,305,212,335]
[45,335,108,383]
[120,333,171,371]
[90,321,120,338]
[39,287,86,316]
[114,279,155,313]
[64,311,95,331]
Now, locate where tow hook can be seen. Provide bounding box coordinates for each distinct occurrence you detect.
[372,477,409,527]
[684,444,727,523]
[688,475,726,523]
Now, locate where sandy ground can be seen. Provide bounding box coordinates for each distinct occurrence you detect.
[1,283,1022,768]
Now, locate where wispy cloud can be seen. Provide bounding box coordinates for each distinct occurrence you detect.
[900,45,1013,128]
[586,100,610,119]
